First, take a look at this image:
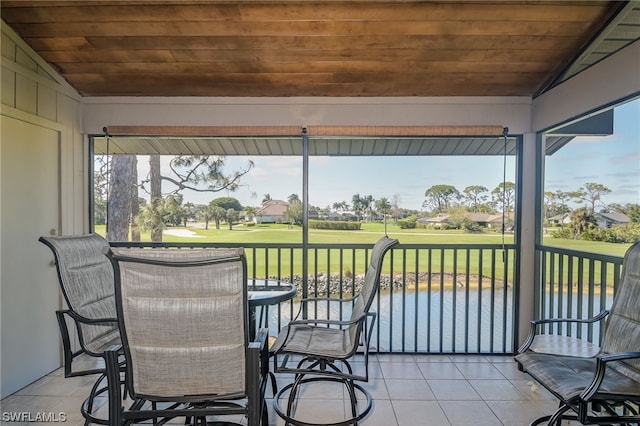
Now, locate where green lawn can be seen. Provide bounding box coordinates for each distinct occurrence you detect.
[95,222,630,282]
[96,222,630,254]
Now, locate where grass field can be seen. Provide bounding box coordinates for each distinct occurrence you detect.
[96,222,630,255]
[96,222,630,282]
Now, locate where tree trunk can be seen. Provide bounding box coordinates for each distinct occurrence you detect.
[130,157,140,241]
[107,155,135,242]
[149,155,163,242]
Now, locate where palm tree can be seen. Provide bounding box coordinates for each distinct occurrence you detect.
[352,194,363,221]
[288,193,300,204]
[262,193,272,204]
[376,197,391,234]
[243,206,257,223]
[363,194,374,221]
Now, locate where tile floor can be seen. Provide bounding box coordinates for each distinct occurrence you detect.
[1,353,568,426]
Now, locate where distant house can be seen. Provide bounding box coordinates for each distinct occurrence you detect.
[419,212,512,229]
[467,213,503,228]
[308,208,319,220]
[419,214,450,228]
[595,211,630,229]
[254,200,289,223]
[548,213,571,225]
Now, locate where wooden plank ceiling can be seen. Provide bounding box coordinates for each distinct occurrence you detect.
[0,1,627,98]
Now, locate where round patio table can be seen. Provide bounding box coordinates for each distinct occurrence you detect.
[247,279,297,337]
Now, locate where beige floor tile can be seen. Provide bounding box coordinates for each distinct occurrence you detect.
[360,378,390,400]
[392,400,450,426]
[469,379,528,401]
[385,379,435,401]
[453,362,505,380]
[417,362,465,380]
[361,399,398,426]
[486,400,552,426]
[1,356,585,426]
[439,400,502,426]
[380,362,423,380]
[427,379,482,401]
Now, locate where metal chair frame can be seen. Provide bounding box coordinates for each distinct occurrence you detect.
[515,240,640,426]
[39,234,123,425]
[271,236,399,426]
[104,247,269,426]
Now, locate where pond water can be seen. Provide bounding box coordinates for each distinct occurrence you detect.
[262,287,611,354]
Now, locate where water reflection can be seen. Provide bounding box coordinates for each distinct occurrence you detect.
[262,287,611,353]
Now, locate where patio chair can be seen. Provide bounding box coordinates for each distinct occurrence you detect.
[515,240,640,426]
[39,234,122,424]
[104,247,269,426]
[271,236,399,426]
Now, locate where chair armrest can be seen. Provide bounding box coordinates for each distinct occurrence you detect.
[103,345,124,423]
[299,296,357,304]
[292,296,358,320]
[517,310,609,354]
[288,312,366,328]
[63,308,119,326]
[580,351,640,401]
[250,328,270,377]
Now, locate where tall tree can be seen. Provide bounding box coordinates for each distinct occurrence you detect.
[332,201,348,212]
[573,182,612,213]
[362,194,374,221]
[376,197,391,233]
[226,209,239,230]
[571,207,597,238]
[209,205,226,230]
[492,181,515,213]
[391,193,402,222]
[423,184,459,214]
[210,197,242,211]
[112,154,254,242]
[148,155,163,241]
[243,206,257,222]
[262,193,272,204]
[352,194,363,220]
[107,155,137,241]
[286,200,303,226]
[288,193,300,203]
[544,190,571,221]
[463,185,488,213]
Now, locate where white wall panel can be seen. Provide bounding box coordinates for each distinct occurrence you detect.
[83,96,533,134]
[1,23,84,398]
[14,73,37,115]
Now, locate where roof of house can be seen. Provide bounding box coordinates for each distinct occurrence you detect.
[596,211,631,224]
[256,200,289,217]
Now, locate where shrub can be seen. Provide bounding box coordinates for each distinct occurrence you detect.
[309,220,362,230]
[398,215,417,229]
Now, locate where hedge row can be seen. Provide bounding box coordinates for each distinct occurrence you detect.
[309,220,362,230]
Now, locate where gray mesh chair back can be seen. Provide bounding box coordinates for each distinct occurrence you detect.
[515,240,640,425]
[348,236,400,347]
[599,241,640,381]
[39,234,120,364]
[105,247,268,425]
[110,247,248,399]
[39,233,121,425]
[271,236,398,426]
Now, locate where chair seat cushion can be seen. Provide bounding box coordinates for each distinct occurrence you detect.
[274,323,351,359]
[87,328,121,354]
[515,352,640,401]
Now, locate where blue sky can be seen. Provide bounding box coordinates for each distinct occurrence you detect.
[545,99,640,209]
[154,98,639,212]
